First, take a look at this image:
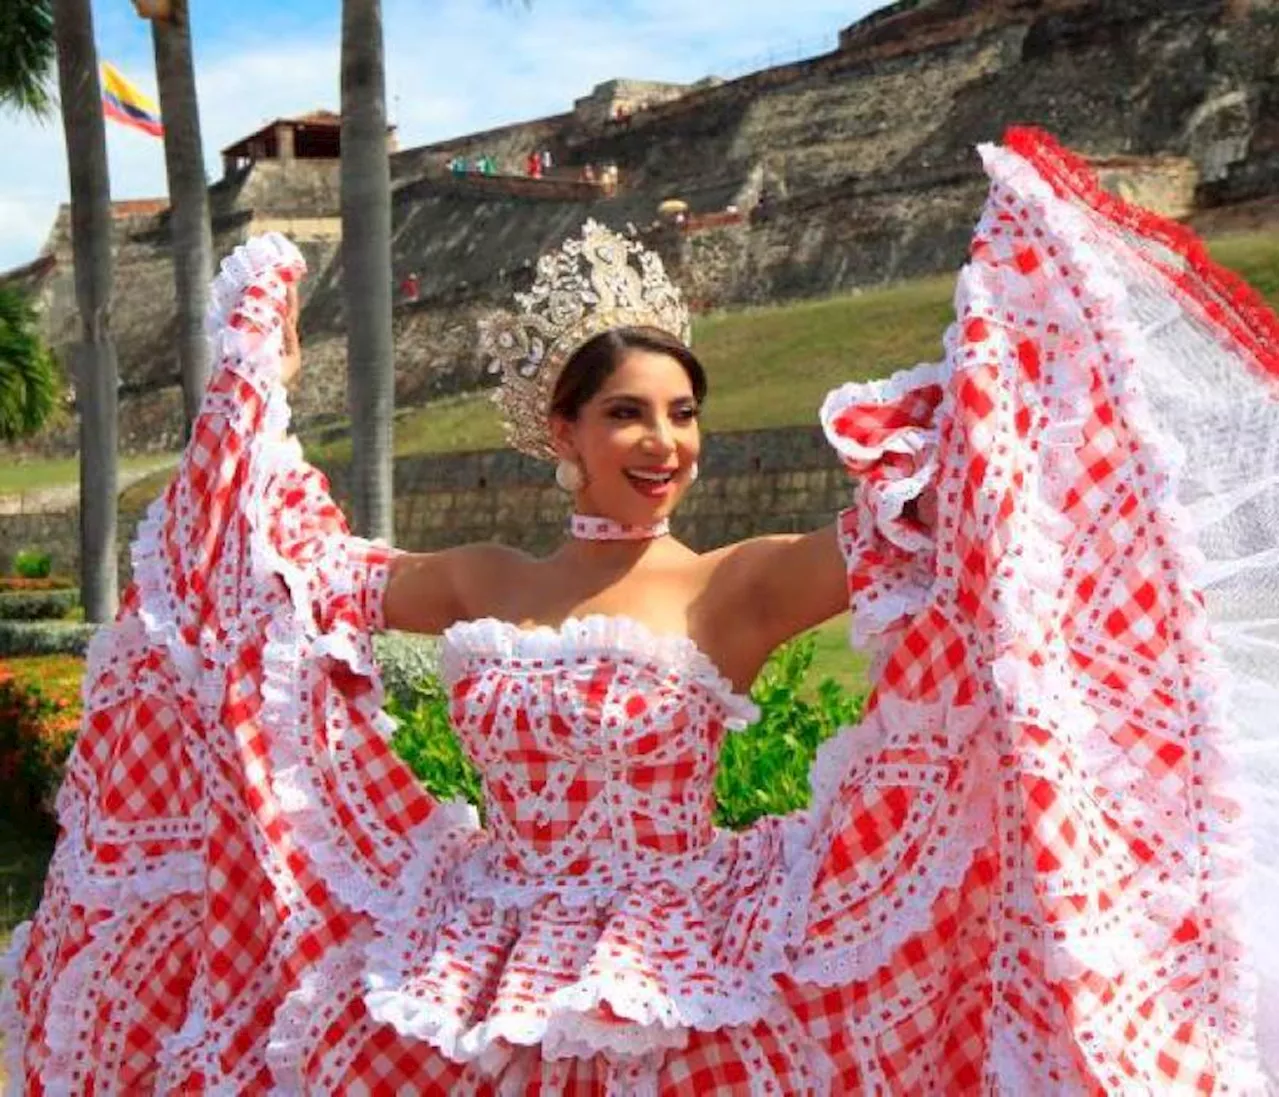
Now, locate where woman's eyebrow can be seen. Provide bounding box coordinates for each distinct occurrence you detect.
[602,392,696,406]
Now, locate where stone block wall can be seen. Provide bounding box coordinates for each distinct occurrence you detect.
[0,509,80,578]
[0,423,853,590]
[572,79,694,128]
[392,114,574,181]
[301,422,850,556]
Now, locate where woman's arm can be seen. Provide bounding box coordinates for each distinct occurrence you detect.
[381,542,518,635]
[705,526,848,653]
[706,489,937,658]
[703,363,944,668]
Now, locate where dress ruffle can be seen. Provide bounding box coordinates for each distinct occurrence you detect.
[356,810,815,1069]
[820,360,946,645]
[440,615,761,731]
[4,135,1275,1095]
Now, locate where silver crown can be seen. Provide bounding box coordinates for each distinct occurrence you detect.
[479,220,692,461]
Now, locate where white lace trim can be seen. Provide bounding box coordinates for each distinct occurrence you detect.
[42,620,208,913]
[205,231,304,336]
[47,237,305,922]
[791,701,995,987]
[266,941,370,1097]
[820,364,944,558]
[969,144,1265,1089]
[820,363,946,649]
[131,273,298,691]
[441,615,761,730]
[359,816,817,1066]
[0,921,31,1094]
[818,359,948,466]
[360,971,773,1072]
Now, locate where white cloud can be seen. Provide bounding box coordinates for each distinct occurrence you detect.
[0,0,887,272]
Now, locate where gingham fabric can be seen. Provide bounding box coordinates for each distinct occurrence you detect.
[3,131,1276,1094]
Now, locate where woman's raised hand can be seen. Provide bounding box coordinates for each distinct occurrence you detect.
[280,282,302,388]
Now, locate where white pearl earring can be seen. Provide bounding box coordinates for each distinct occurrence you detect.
[555,459,585,492]
[688,462,699,483]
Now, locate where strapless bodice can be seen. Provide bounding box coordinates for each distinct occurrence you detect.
[439,615,760,891]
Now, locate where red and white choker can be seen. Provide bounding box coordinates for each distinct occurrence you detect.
[569,514,671,541]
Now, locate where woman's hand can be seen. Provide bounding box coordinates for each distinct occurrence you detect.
[906,485,938,531]
[280,283,302,388]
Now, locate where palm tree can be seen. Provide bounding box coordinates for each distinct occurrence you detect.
[0,284,60,442]
[337,1,530,540]
[52,0,119,621]
[341,0,394,541]
[0,0,117,620]
[0,1,61,444]
[0,0,55,114]
[143,0,213,436]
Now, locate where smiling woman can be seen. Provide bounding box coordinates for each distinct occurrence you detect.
[3,133,1278,1095]
[548,327,707,526]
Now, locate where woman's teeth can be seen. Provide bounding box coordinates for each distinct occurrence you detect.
[626,469,677,495]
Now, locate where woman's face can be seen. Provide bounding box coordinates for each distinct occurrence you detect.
[552,348,701,525]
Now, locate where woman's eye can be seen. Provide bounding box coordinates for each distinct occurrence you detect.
[674,407,699,422]
[608,407,639,420]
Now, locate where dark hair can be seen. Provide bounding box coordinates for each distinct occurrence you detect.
[550,326,708,420]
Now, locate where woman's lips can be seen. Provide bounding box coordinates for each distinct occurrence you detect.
[625,468,678,498]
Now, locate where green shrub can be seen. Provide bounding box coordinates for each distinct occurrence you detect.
[0,620,96,657]
[373,630,440,708]
[0,283,62,444]
[13,549,53,579]
[714,634,864,829]
[0,588,80,621]
[386,676,485,816]
[385,633,868,830]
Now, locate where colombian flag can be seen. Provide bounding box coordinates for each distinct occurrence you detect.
[101,62,164,138]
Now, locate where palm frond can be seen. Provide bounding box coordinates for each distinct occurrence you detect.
[0,282,61,441]
[0,0,56,118]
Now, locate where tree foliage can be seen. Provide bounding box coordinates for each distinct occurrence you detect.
[0,283,60,442]
[0,0,56,117]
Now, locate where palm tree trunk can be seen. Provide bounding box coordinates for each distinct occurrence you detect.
[340,0,394,542]
[150,0,212,436]
[52,0,117,621]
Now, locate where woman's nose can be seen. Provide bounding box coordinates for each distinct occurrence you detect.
[641,419,675,454]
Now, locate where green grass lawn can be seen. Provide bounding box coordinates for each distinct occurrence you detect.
[6,228,1276,490]
[807,614,871,696]
[307,228,1276,462]
[0,451,180,498]
[1207,230,1278,305]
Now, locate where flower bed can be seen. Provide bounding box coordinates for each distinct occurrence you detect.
[0,655,82,827]
[0,576,76,593]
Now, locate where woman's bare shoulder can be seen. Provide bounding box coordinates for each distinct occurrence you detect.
[437,540,539,618]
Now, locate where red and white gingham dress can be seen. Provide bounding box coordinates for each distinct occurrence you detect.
[3,130,1277,1095]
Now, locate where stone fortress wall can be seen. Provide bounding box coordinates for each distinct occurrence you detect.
[8,0,1274,459]
[0,0,1274,570]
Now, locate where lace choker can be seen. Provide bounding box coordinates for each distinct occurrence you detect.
[569,514,670,541]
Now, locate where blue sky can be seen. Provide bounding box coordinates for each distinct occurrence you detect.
[0,0,890,272]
